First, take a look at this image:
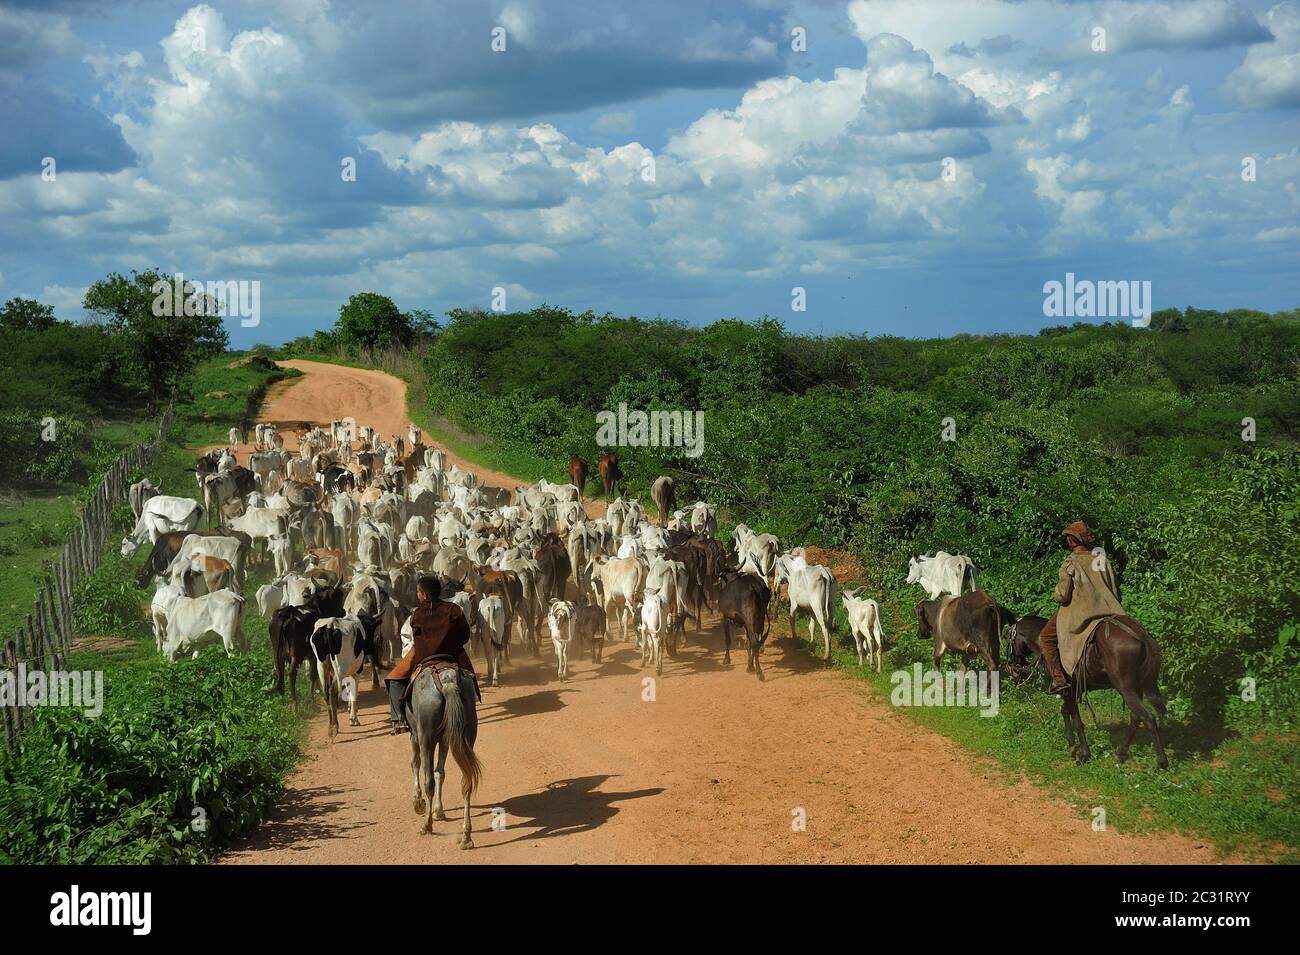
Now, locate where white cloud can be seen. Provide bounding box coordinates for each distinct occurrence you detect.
[1223,1,1300,108]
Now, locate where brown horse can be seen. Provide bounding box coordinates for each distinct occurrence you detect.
[1062,616,1169,770]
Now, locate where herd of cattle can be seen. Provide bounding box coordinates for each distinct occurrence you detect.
[121,417,1032,739]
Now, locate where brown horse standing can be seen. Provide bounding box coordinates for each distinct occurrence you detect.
[568,454,588,499]
[1062,616,1169,770]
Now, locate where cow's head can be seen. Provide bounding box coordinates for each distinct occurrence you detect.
[121,536,142,558]
[905,556,923,584]
[915,600,937,640]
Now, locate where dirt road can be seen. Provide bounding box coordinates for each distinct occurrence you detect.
[224,359,1226,864]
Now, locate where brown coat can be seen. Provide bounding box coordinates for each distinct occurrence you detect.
[1054,550,1126,672]
[386,600,476,684]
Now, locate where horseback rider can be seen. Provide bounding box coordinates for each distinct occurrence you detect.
[385,575,480,734]
[1039,520,1127,695]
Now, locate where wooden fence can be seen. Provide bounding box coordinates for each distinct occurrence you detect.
[2,402,175,746]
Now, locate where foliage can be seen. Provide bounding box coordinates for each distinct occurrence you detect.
[0,296,58,333]
[413,305,1300,719]
[82,269,229,398]
[0,649,300,864]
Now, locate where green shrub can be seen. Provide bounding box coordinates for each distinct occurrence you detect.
[0,651,300,864]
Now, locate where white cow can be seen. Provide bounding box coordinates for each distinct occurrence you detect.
[268,534,293,579]
[776,553,837,662]
[547,599,577,682]
[477,594,507,687]
[639,590,667,675]
[162,590,247,661]
[120,496,204,556]
[150,579,185,652]
[842,589,887,671]
[690,501,717,537]
[227,506,288,558]
[589,556,645,642]
[906,552,978,599]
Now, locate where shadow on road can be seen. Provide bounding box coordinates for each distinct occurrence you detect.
[491,775,665,846]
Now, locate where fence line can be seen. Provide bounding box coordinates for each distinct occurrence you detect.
[3,402,175,746]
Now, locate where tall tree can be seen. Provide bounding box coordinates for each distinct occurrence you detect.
[82,269,228,400]
[335,292,415,351]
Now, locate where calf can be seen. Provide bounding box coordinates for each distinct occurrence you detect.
[187,551,235,593]
[572,604,606,662]
[842,589,887,671]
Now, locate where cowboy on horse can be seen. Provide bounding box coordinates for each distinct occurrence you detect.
[1039,520,1127,695]
[386,575,480,734]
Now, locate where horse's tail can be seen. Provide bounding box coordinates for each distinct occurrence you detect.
[1137,624,1166,718]
[438,669,482,798]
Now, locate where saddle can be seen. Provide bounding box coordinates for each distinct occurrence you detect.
[399,659,480,707]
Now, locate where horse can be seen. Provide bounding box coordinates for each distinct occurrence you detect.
[406,666,483,847]
[1061,616,1169,770]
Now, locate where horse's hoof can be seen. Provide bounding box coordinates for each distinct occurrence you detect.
[756,669,765,682]
[434,810,448,821]
[458,836,474,850]
[1157,757,1169,770]
[413,797,426,815]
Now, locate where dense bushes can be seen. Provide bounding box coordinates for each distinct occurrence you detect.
[0,651,299,864]
[413,305,1300,720]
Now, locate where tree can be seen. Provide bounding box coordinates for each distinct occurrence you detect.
[0,296,58,333]
[335,292,417,351]
[82,269,229,400]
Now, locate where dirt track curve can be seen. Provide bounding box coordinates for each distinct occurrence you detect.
[223,359,1227,865]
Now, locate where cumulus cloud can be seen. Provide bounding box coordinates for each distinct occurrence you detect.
[2,0,1296,340]
[1223,1,1300,108]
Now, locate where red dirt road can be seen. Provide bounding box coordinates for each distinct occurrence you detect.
[223,360,1228,865]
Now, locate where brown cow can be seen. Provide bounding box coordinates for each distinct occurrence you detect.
[915,591,1007,673]
[598,452,623,500]
[717,569,772,679]
[568,454,589,499]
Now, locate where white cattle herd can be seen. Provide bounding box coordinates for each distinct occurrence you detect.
[122,416,985,732]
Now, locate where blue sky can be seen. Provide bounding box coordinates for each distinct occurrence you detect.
[1,0,1297,346]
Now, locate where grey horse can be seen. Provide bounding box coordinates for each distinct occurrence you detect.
[405,666,482,848]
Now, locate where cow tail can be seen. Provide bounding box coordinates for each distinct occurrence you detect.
[439,671,482,798]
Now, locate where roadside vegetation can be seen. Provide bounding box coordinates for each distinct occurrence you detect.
[282,299,1299,860]
[0,291,307,861]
